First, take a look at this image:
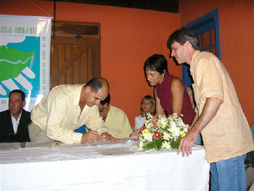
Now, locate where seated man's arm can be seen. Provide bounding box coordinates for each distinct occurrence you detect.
[120,112,132,138]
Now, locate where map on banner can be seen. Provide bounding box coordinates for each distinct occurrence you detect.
[0,15,52,111]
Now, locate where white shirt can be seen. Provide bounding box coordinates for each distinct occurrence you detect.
[134,115,146,130]
[11,111,22,134]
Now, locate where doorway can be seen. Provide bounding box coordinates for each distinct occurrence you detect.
[182,8,221,86]
[50,22,100,89]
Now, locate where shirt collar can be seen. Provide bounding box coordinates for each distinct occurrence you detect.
[73,85,85,106]
[11,110,22,122]
[190,50,201,74]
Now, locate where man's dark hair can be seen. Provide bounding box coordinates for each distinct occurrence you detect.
[100,94,110,105]
[9,89,25,101]
[144,54,168,74]
[167,28,200,50]
[85,77,109,93]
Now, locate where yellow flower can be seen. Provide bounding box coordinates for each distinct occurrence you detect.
[145,121,149,126]
[180,131,186,137]
[142,129,149,135]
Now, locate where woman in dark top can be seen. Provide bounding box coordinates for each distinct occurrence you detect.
[144,54,195,125]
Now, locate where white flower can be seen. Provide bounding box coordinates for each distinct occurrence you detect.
[172,113,178,118]
[158,118,167,128]
[139,141,144,150]
[170,126,180,137]
[144,132,153,142]
[145,121,153,129]
[138,113,189,151]
[183,125,189,133]
[169,121,177,129]
[146,113,154,120]
[163,132,170,140]
[178,119,185,126]
[162,141,171,150]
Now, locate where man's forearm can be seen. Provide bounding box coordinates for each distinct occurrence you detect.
[191,97,223,134]
[191,111,199,127]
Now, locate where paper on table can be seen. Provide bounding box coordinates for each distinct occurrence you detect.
[95,147,135,156]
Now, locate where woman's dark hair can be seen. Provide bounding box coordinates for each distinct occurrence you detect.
[143,54,168,74]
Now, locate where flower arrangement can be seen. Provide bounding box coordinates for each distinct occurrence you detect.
[138,113,189,151]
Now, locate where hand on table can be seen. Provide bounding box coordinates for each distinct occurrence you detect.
[81,131,100,142]
[177,129,198,157]
[100,133,119,143]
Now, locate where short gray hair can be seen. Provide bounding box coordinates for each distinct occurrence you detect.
[167,28,200,50]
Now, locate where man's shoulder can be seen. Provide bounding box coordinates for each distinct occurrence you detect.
[0,110,11,122]
[109,105,126,115]
[52,84,83,93]
[193,51,219,62]
[20,109,31,123]
[48,84,83,102]
[193,50,211,60]
[0,110,10,116]
[191,51,220,69]
[22,109,31,116]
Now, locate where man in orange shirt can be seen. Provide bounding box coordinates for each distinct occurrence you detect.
[168,28,254,191]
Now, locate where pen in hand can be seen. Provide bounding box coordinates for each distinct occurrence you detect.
[86,127,101,141]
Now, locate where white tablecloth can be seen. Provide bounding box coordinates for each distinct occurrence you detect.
[0,138,210,191]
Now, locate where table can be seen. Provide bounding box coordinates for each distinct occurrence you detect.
[0,138,210,191]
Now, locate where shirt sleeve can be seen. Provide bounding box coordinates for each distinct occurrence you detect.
[119,112,132,138]
[194,55,224,102]
[46,96,83,144]
[82,106,108,135]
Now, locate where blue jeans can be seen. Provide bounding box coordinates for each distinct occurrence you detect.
[210,154,246,191]
[195,133,203,145]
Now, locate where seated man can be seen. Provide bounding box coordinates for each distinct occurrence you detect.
[28,77,116,144]
[98,94,132,138]
[0,89,31,142]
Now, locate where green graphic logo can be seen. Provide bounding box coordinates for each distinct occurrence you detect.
[0,45,34,81]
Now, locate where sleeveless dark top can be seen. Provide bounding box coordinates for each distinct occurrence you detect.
[155,73,195,125]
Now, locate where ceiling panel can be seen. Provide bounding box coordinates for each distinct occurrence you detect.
[46,0,179,13]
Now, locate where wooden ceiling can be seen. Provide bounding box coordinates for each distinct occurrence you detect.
[48,0,179,13]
